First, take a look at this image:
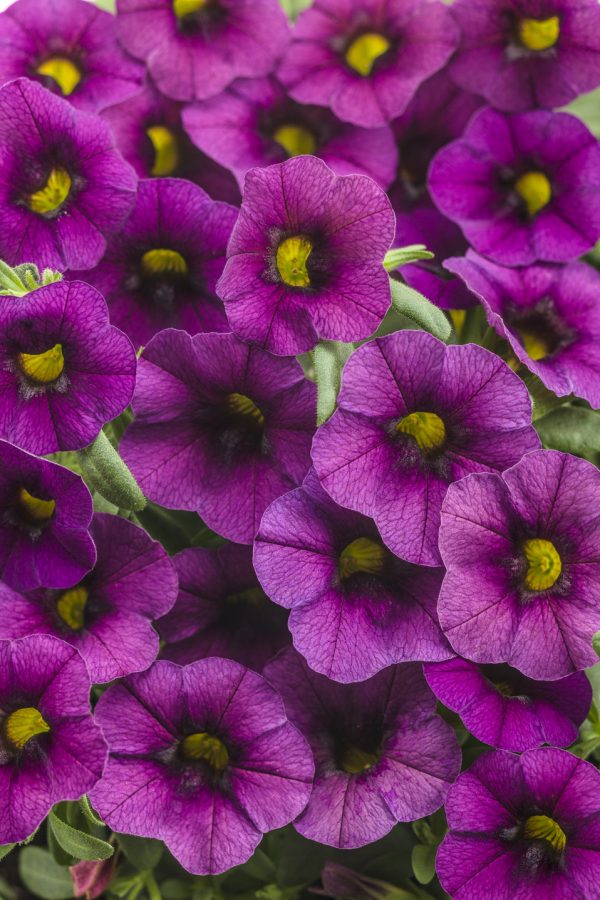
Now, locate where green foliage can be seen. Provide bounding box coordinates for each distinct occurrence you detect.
[48,806,114,861]
[279,0,313,20]
[535,405,600,458]
[389,280,452,343]
[79,429,146,512]
[117,833,164,871]
[313,340,353,425]
[18,847,74,899]
[383,246,435,271]
[0,843,16,861]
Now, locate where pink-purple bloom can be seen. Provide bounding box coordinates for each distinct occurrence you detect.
[89,657,314,874]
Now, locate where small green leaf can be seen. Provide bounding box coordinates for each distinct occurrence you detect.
[79,795,106,829]
[536,406,600,457]
[390,279,451,343]
[313,340,353,425]
[279,0,312,19]
[517,369,567,421]
[79,429,146,512]
[411,844,437,886]
[0,843,15,861]
[384,245,434,271]
[117,833,163,871]
[18,847,74,899]
[593,631,600,658]
[49,808,114,861]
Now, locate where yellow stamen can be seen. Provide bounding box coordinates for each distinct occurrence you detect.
[339,537,386,581]
[36,57,81,96]
[56,587,88,631]
[173,0,207,18]
[276,235,313,288]
[141,248,188,277]
[225,587,266,607]
[345,32,391,77]
[147,125,180,177]
[449,310,467,336]
[27,168,72,216]
[19,343,64,384]
[523,538,562,591]
[4,707,50,750]
[516,327,550,361]
[524,815,566,853]
[340,746,379,774]
[181,732,229,770]
[226,392,265,427]
[518,17,560,52]
[18,488,56,524]
[273,124,317,158]
[514,171,552,217]
[494,681,516,697]
[397,411,446,452]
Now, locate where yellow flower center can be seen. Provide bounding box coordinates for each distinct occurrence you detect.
[56,587,89,631]
[18,488,56,524]
[273,124,317,158]
[339,745,379,774]
[276,236,313,288]
[515,327,550,361]
[27,167,72,216]
[36,57,82,96]
[141,248,188,277]
[339,537,386,581]
[4,707,50,750]
[147,125,180,177]
[396,411,446,452]
[345,32,391,76]
[518,17,560,52]
[524,815,567,853]
[226,392,265,427]
[19,343,65,384]
[180,732,229,770]
[514,171,552,217]
[523,538,562,591]
[173,0,207,18]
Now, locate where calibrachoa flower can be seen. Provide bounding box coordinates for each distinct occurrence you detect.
[217,155,395,356]
[277,0,458,128]
[437,748,600,899]
[182,76,398,190]
[0,634,106,844]
[446,253,600,408]
[159,542,289,673]
[0,440,95,592]
[449,0,600,112]
[254,472,451,683]
[424,658,592,752]
[89,657,314,874]
[0,513,178,683]
[312,331,539,567]
[0,78,137,270]
[265,648,460,848]
[115,0,290,102]
[438,449,600,679]
[79,178,236,347]
[428,106,600,267]
[0,0,143,112]
[120,329,316,544]
[0,280,137,455]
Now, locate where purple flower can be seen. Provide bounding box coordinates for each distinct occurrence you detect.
[312,331,539,567]
[0,440,95,592]
[438,449,600,679]
[429,106,600,267]
[181,76,397,190]
[254,472,451,683]
[449,0,600,112]
[89,657,314,874]
[115,0,289,102]
[216,156,395,356]
[437,748,600,899]
[159,542,290,673]
[120,329,316,544]
[277,0,458,128]
[424,658,591,752]
[446,253,600,408]
[0,634,106,844]
[265,648,460,848]
[0,513,178,684]
[0,78,137,271]
[0,280,137,455]
[0,0,143,112]
[78,178,236,347]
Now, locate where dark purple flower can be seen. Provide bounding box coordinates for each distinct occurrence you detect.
[0,280,137,455]
[424,658,591,752]
[0,513,178,684]
[429,106,600,267]
[89,657,314,874]
[437,748,600,899]
[217,155,395,356]
[0,0,143,112]
[0,440,95,592]
[78,178,236,347]
[438,449,600,679]
[0,78,137,271]
[0,634,107,844]
[265,648,460,848]
[312,331,540,567]
[159,542,290,673]
[449,0,600,111]
[120,329,316,544]
[115,0,290,102]
[277,0,458,128]
[254,472,451,683]
[446,253,600,408]
[182,75,397,190]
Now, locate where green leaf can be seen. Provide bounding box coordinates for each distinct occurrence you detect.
[383,245,434,271]
[49,808,114,861]
[389,279,451,343]
[593,632,600,658]
[279,0,312,19]
[79,429,146,512]
[18,847,74,899]
[411,844,437,886]
[80,795,106,829]
[0,843,15,861]
[535,406,600,457]
[160,881,193,900]
[117,833,163,871]
[517,369,567,421]
[313,341,353,425]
